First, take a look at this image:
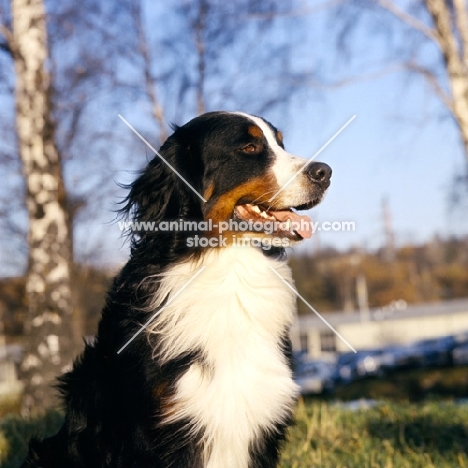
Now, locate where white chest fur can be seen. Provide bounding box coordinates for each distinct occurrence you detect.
[147,246,299,468]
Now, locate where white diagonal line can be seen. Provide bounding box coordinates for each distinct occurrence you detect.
[268,115,356,203]
[117,266,207,354]
[269,266,357,353]
[118,114,207,203]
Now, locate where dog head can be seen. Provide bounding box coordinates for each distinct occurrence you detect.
[121,111,331,255]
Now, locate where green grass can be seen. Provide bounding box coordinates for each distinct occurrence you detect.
[0,410,63,468]
[282,399,468,468]
[1,400,468,467]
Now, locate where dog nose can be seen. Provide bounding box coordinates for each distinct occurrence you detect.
[307,162,332,188]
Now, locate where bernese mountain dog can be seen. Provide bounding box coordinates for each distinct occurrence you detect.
[22,111,331,468]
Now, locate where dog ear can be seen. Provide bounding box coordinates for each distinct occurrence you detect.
[118,129,203,246]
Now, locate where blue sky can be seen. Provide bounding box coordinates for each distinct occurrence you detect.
[268,2,468,255]
[2,1,468,274]
[81,69,468,268]
[293,72,468,253]
[76,5,468,267]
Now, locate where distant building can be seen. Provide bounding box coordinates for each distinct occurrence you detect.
[0,343,23,396]
[291,299,468,359]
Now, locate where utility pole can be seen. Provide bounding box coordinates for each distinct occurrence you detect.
[382,196,395,263]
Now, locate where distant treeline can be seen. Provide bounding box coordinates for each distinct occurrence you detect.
[290,235,468,315]
[1,236,467,336]
[0,267,112,337]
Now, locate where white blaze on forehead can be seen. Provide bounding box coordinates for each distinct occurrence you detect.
[234,112,308,188]
[236,112,282,151]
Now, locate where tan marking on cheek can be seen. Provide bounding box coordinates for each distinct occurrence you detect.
[154,381,170,400]
[204,183,215,201]
[247,125,263,139]
[205,175,279,222]
[154,381,178,419]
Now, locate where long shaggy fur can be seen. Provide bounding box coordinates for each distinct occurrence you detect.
[21,111,331,468]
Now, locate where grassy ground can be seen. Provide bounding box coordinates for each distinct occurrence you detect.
[0,410,63,468]
[282,399,468,467]
[1,399,468,467]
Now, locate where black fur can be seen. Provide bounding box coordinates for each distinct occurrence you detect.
[21,112,330,468]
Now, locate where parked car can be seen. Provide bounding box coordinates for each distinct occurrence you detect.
[379,344,424,371]
[355,350,385,377]
[453,342,468,365]
[333,349,384,385]
[380,333,468,371]
[294,360,335,394]
[332,352,357,384]
[412,335,460,367]
[292,350,308,372]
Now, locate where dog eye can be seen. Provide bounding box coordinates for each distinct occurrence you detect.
[242,144,257,153]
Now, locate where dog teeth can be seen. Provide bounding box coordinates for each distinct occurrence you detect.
[251,205,261,214]
[260,211,269,219]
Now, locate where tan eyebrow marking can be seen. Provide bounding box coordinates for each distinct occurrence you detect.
[276,131,283,143]
[247,125,263,139]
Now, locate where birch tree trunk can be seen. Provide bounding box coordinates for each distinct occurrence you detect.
[425,0,468,162]
[375,0,468,163]
[10,0,74,413]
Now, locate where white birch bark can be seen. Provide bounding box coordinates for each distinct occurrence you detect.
[378,0,468,162]
[425,0,468,162]
[10,0,74,413]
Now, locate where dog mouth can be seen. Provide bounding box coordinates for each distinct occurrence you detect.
[233,202,317,240]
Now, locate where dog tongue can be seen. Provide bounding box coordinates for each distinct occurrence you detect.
[272,210,312,239]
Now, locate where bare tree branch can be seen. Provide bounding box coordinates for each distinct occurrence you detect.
[0,42,10,54]
[130,1,168,146]
[340,0,468,162]
[452,0,468,69]
[295,63,405,89]
[0,23,13,56]
[240,0,347,20]
[426,0,463,62]
[425,0,468,157]
[376,0,439,43]
[192,0,208,115]
[405,61,454,111]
